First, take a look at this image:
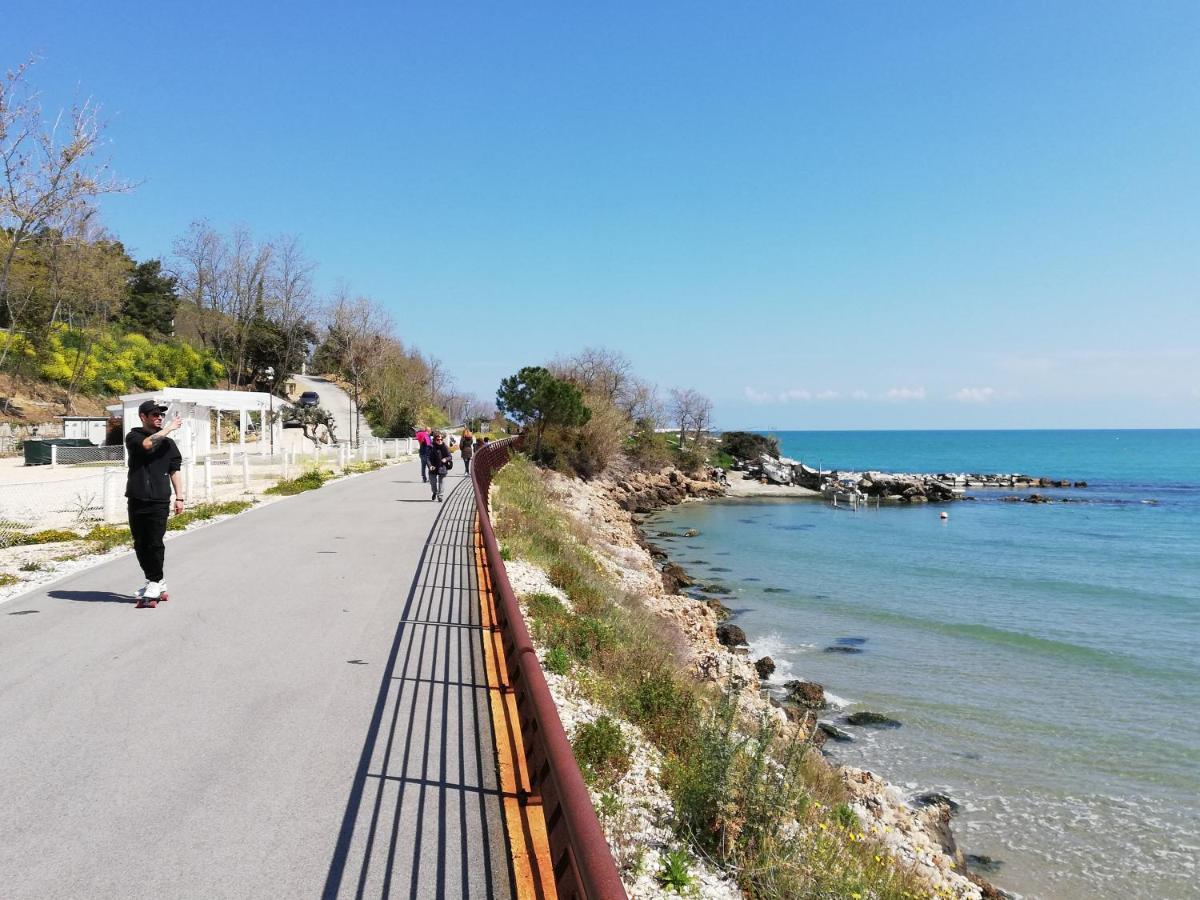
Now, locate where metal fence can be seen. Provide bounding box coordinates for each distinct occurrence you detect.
[471,437,628,900]
[0,438,418,549]
[0,468,121,548]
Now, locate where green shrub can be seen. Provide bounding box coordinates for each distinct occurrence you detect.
[0,572,19,587]
[84,524,132,551]
[543,646,571,675]
[719,431,780,462]
[265,468,329,495]
[572,716,631,787]
[833,802,859,830]
[657,849,693,893]
[18,561,44,572]
[343,460,385,474]
[6,528,80,547]
[167,500,253,530]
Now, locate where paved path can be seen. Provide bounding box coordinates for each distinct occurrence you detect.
[291,373,359,445]
[0,460,516,899]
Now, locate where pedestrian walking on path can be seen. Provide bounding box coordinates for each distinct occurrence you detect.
[124,399,185,607]
[426,431,452,501]
[459,429,475,474]
[415,425,431,482]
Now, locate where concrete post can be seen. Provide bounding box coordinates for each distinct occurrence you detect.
[103,467,121,523]
[204,458,213,501]
[242,453,250,491]
[282,449,290,481]
[184,459,194,503]
[50,444,58,469]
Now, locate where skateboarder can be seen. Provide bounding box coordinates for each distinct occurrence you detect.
[125,400,185,607]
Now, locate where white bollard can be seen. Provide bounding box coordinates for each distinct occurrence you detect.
[204,458,213,501]
[282,450,290,481]
[51,444,58,469]
[242,453,250,491]
[359,442,367,463]
[185,459,194,502]
[392,439,399,458]
[377,440,384,461]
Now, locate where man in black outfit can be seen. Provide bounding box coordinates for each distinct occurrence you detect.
[125,400,185,605]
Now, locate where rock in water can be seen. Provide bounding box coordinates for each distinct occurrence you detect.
[911,791,962,814]
[785,679,828,709]
[817,722,854,742]
[823,645,863,654]
[716,623,748,647]
[660,562,694,593]
[845,711,902,728]
[683,529,701,537]
[754,656,776,679]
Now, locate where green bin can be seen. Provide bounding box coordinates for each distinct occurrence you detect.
[23,439,94,466]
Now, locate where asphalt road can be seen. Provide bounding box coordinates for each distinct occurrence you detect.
[0,459,478,899]
[291,373,360,445]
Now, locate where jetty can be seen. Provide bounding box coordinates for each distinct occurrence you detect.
[733,454,1084,504]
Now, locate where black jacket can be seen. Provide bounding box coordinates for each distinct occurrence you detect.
[125,427,182,501]
[427,441,452,471]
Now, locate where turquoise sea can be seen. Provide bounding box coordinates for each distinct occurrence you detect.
[648,430,1199,900]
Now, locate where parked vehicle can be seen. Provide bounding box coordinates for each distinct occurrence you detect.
[297,391,320,408]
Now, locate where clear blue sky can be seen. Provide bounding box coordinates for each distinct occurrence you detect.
[7,1,1198,428]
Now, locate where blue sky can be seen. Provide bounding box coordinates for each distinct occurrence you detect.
[6,1,1198,428]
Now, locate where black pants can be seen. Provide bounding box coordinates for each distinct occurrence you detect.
[419,446,429,481]
[462,454,471,473]
[128,499,170,582]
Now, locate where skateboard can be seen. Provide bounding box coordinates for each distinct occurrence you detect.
[134,589,169,609]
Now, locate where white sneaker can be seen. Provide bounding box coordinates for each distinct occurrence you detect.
[135,581,150,598]
[142,581,163,600]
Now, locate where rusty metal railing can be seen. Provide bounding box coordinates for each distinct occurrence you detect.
[471,436,628,900]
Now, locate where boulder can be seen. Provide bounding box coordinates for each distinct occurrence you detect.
[845,711,902,728]
[817,722,854,742]
[754,656,776,679]
[822,645,863,654]
[716,623,748,647]
[699,582,732,595]
[910,791,962,814]
[784,679,827,709]
[1073,481,1088,488]
[1025,493,1051,504]
[661,563,694,593]
[705,598,733,621]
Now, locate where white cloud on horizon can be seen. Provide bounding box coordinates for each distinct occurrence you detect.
[885,387,926,401]
[744,387,773,404]
[952,387,996,403]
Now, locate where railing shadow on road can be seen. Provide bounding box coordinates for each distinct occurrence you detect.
[322,478,512,900]
[47,589,137,604]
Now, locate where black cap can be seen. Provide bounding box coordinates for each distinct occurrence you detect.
[138,400,169,415]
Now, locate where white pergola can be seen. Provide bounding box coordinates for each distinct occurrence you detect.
[108,388,291,460]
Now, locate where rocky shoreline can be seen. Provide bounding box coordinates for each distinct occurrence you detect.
[518,458,1004,899]
[739,452,1082,504]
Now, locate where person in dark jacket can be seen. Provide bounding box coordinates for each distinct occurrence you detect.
[125,399,184,605]
[459,429,475,474]
[426,431,452,502]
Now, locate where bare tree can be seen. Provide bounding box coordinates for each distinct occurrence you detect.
[324,291,392,444]
[264,234,316,391]
[669,387,713,447]
[0,60,130,387]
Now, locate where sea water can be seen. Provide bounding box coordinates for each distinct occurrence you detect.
[648,430,1199,899]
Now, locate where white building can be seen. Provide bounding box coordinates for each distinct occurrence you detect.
[59,415,113,446]
[108,388,290,460]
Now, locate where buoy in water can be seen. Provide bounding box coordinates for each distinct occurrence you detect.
[940,511,949,520]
